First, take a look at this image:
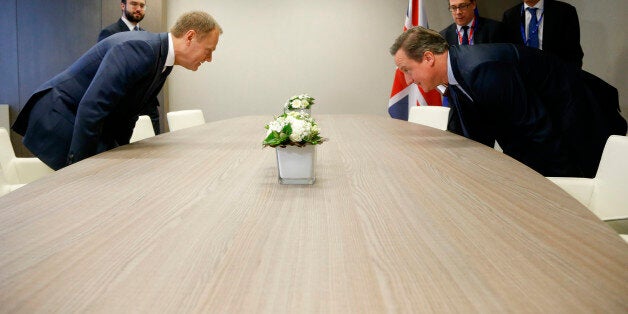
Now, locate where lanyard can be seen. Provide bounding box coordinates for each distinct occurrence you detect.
[519,5,544,46]
[456,19,476,45]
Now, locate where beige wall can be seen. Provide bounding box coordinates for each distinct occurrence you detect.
[567,0,628,119]
[166,0,627,122]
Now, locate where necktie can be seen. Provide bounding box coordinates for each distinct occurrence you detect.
[133,25,140,31]
[461,26,469,45]
[527,8,539,48]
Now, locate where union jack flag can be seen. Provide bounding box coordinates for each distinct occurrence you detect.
[388,0,443,120]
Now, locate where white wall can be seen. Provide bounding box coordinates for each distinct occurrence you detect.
[166,0,408,121]
[167,0,627,122]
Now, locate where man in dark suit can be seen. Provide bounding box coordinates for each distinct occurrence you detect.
[502,0,583,68]
[389,27,626,178]
[13,11,222,170]
[98,0,147,41]
[99,0,161,135]
[440,0,505,46]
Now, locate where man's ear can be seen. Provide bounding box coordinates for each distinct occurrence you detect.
[185,30,197,45]
[423,51,435,65]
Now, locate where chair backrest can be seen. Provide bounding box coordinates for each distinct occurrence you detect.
[0,104,10,131]
[130,115,156,143]
[0,127,20,184]
[408,106,450,131]
[0,127,16,170]
[589,135,628,220]
[167,110,205,132]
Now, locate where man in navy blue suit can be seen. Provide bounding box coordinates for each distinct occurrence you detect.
[502,0,583,68]
[13,11,222,170]
[99,0,162,135]
[389,27,626,178]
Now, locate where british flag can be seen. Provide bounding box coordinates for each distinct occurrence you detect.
[388,0,443,120]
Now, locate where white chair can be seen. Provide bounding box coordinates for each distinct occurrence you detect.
[0,127,54,186]
[408,106,450,131]
[0,168,25,197]
[548,135,628,221]
[0,104,10,130]
[130,115,156,143]
[167,109,205,132]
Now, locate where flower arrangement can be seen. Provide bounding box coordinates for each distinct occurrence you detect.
[284,93,315,111]
[263,111,325,147]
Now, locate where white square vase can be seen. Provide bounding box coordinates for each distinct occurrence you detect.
[275,145,316,184]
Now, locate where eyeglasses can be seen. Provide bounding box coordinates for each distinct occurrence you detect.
[448,2,473,12]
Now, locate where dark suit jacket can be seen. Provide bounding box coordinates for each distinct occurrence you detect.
[13,32,171,170]
[446,44,626,178]
[98,18,161,134]
[98,18,144,42]
[502,0,583,68]
[440,17,505,46]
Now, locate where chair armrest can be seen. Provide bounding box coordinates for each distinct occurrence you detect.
[547,177,595,207]
[9,158,54,184]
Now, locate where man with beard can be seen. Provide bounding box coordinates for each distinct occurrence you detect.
[98,0,161,135]
[99,0,147,41]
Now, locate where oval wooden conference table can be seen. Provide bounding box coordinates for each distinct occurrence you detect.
[0,115,626,313]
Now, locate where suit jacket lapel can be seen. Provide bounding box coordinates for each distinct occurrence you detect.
[139,33,170,107]
[117,18,128,32]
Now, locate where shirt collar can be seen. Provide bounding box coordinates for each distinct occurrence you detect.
[456,18,475,32]
[164,33,175,69]
[446,51,473,100]
[524,0,544,10]
[447,52,458,86]
[120,15,138,31]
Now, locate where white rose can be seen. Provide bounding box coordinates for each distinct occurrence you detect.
[301,99,309,107]
[267,119,285,134]
[289,119,306,142]
[291,99,303,109]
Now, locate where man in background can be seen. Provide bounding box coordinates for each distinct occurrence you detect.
[99,0,147,41]
[99,0,161,135]
[13,11,222,170]
[389,27,626,178]
[502,0,583,68]
[440,0,505,46]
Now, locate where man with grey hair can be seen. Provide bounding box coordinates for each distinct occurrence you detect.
[13,11,223,170]
[390,26,625,178]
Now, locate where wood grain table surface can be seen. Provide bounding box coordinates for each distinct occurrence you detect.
[0,115,626,313]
